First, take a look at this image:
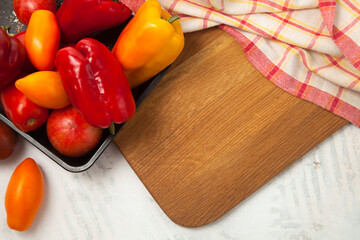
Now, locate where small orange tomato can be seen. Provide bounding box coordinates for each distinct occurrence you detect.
[15,71,71,109]
[25,10,60,70]
[5,158,44,231]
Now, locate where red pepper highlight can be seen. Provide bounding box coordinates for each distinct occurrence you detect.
[55,38,135,129]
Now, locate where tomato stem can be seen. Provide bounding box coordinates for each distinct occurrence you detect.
[27,118,36,126]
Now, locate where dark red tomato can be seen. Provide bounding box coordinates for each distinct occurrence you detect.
[14,31,37,74]
[1,82,49,132]
[0,121,18,160]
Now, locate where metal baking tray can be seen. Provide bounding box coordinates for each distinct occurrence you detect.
[0,1,169,172]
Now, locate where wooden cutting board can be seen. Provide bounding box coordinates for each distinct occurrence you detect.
[113,27,348,227]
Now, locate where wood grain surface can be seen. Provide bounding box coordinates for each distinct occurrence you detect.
[114,27,348,227]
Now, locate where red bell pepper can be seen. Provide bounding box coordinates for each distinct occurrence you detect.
[56,0,132,43]
[0,27,25,90]
[55,38,135,129]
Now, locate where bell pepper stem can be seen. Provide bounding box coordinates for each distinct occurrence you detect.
[1,25,14,36]
[167,16,180,24]
[109,122,116,135]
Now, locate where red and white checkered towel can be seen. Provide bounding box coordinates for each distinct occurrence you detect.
[124,0,360,127]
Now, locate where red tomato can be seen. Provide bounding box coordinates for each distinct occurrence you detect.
[1,82,49,132]
[13,0,57,25]
[5,157,44,231]
[47,106,103,157]
[0,121,18,160]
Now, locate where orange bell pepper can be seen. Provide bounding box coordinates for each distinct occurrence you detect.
[112,0,184,88]
[25,10,60,71]
[15,71,70,109]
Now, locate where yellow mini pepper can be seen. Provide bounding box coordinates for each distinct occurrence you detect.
[112,0,185,88]
[15,71,70,109]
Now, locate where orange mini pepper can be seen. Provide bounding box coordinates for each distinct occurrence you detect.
[112,0,184,88]
[15,71,70,109]
[5,158,44,231]
[25,10,60,71]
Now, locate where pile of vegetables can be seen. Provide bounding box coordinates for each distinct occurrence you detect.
[0,0,184,232]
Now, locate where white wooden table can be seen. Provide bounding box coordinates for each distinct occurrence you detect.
[0,123,359,239]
